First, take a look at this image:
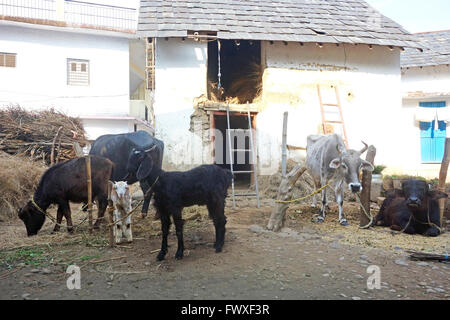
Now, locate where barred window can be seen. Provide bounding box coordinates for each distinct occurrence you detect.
[67,59,89,86]
[0,53,17,68]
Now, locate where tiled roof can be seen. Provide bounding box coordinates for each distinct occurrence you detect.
[137,0,419,48]
[401,30,450,68]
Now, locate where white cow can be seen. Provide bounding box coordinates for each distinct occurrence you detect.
[109,181,133,244]
[306,134,374,226]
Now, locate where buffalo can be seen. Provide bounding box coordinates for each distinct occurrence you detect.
[89,130,164,218]
[374,179,448,237]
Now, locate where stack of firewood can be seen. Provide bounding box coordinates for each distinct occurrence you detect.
[0,106,88,165]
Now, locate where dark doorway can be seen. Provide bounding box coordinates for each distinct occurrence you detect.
[213,113,256,187]
[207,40,262,104]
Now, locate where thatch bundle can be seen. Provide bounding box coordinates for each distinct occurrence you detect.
[0,152,46,220]
[0,106,87,165]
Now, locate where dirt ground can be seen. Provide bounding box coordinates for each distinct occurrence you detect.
[0,199,449,300]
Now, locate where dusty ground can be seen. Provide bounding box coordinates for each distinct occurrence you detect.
[0,199,449,300]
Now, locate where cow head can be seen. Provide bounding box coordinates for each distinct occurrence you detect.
[126,146,156,181]
[401,179,448,209]
[329,142,374,193]
[18,201,46,236]
[109,181,133,244]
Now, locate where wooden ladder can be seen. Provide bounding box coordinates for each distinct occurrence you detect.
[317,84,348,147]
[226,104,260,209]
[146,38,155,90]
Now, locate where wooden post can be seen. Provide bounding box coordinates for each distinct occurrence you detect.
[86,156,93,233]
[439,138,450,227]
[267,165,307,232]
[360,145,376,228]
[281,112,288,178]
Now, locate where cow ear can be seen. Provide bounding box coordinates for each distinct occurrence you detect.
[361,160,374,172]
[136,156,153,180]
[329,158,341,169]
[428,190,449,201]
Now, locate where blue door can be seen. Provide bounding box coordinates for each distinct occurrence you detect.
[420,120,446,163]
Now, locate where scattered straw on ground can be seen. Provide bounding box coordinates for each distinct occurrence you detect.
[286,203,449,254]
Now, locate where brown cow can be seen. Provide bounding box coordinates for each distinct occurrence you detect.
[19,156,113,236]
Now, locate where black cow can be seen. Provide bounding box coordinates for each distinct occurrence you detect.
[89,131,164,218]
[19,156,113,236]
[127,149,232,260]
[374,179,448,237]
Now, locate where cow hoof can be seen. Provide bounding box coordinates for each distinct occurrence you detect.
[141,213,147,219]
[315,217,325,223]
[340,220,349,226]
[157,251,166,261]
[175,251,184,260]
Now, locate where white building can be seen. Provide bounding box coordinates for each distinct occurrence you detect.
[136,0,438,183]
[0,0,154,141]
[401,31,450,180]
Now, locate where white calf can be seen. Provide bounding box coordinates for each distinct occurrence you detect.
[109,181,133,244]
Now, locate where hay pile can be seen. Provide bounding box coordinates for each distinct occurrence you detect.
[0,106,87,165]
[0,152,46,221]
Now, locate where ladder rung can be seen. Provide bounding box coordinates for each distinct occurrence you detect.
[232,170,254,174]
[324,120,343,124]
[232,149,251,152]
[233,193,258,197]
[322,103,339,107]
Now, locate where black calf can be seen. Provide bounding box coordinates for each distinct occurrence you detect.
[127,150,232,260]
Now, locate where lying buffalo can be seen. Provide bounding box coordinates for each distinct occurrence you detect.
[89,130,164,218]
[374,179,448,237]
[19,156,113,236]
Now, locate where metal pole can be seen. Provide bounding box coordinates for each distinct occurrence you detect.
[226,104,236,209]
[248,104,260,208]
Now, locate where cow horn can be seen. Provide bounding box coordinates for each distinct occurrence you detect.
[360,141,369,155]
[145,145,157,153]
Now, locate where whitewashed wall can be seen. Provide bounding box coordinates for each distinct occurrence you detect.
[258,42,403,176]
[0,25,131,140]
[153,38,208,170]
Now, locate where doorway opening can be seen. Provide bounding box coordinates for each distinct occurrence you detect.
[212,112,257,188]
[207,40,262,104]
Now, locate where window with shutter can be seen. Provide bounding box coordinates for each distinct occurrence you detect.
[67,59,89,86]
[0,53,17,68]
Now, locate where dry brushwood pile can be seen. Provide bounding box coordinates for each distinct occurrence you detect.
[0,106,87,165]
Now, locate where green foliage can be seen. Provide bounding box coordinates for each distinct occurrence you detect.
[372,165,386,175]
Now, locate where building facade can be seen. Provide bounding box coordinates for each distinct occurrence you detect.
[0,0,154,141]
[401,31,450,180]
[137,0,441,182]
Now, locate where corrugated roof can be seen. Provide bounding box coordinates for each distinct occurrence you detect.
[401,30,450,68]
[137,0,419,48]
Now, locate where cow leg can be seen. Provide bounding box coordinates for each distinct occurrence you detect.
[336,185,348,226]
[316,187,327,223]
[157,211,171,261]
[52,205,65,233]
[60,201,73,234]
[311,180,321,208]
[424,226,440,237]
[140,181,156,219]
[113,207,123,244]
[172,209,185,260]
[208,201,227,253]
[94,196,108,229]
